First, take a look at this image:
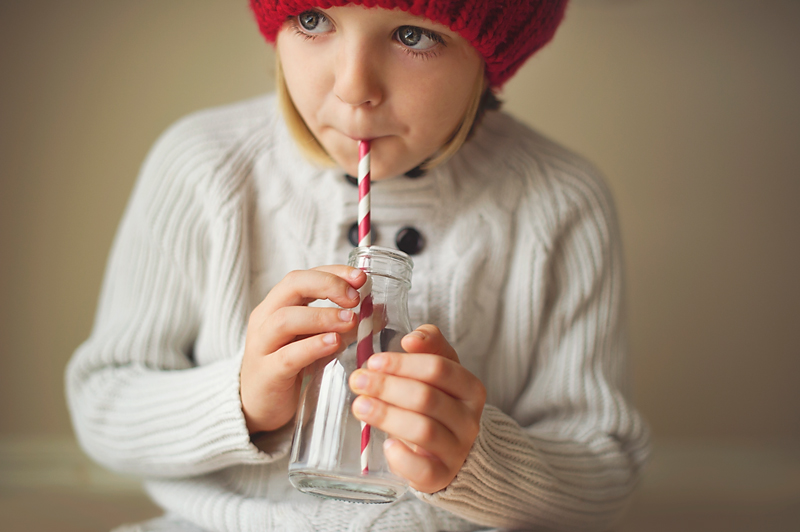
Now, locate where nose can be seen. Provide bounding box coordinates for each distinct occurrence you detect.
[333,40,383,108]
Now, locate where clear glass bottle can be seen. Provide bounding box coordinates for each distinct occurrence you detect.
[288,246,413,503]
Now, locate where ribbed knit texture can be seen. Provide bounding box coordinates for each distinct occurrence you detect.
[248,0,569,87]
[67,93,649,532]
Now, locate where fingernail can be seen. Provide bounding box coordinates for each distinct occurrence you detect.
[384,438,396,451]
[323,333,338,345]
[347,287,359,300]
[354,397,372,415]
[339,310,354,322]
[408,330,426,340]
[367,354,386,371]
[349,269,363,280]
[353,373,368,390]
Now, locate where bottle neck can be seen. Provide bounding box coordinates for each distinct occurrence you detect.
[348,246,414,339]
[348,246,413,289]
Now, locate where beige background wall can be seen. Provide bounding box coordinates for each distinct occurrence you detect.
[1,0,798,460]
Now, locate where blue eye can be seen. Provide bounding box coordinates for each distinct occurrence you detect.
[396,26,442,50]
[297,10,332,34]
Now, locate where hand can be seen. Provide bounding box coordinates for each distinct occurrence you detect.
[349,324,487,494]
[241,266,366,434]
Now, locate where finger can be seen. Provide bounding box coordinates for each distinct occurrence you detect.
[365,352,486,406]
[261,266,366,313]
[265,332,343,381]
[351,396,461,469]
[350,370,472,440]
[254,306,357,354]
[382,438,451,494]
[400,324,459,363]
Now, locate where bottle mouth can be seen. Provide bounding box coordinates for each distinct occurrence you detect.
[349,246,413,286]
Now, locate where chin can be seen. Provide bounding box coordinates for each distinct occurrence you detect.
[363,161,408,181]
[328,152,401,181]
[325,138,422,180]
[329,154,358,178]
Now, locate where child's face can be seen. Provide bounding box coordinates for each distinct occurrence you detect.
[277,5,483,180]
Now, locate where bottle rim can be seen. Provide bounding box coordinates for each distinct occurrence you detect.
[349,246,413,286]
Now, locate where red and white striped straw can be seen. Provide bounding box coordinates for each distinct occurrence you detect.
[357,141,371,246]
[356,140,373,474]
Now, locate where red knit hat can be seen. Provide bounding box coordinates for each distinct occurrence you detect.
[249,0,568,88]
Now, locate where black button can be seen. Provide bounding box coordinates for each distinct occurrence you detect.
[348,221,378,247]
[344,174,358,186]
[395,227,424,255]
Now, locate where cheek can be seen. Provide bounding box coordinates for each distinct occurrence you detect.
[400,78,474,146]
[277,38,330,125]
[398,51,481,143]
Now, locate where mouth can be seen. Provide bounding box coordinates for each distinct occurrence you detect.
[336,126,388,143]
[343,133,382,143]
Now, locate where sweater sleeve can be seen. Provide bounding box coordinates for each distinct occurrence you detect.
[416,163,650,531]
[65,114,286,479]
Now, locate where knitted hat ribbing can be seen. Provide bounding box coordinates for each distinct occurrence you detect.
[249,0,568,88]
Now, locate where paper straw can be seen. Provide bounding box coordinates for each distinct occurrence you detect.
[357,141,371,246]
[356,277,373,474]
[356,140,373,474]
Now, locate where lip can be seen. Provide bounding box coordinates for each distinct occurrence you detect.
[343,133,382,142]
[337,127,388,142]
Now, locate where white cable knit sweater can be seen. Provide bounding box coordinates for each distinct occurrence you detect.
[66,94,649,532]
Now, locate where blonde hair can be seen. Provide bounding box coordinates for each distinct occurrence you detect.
[275,54,488,172]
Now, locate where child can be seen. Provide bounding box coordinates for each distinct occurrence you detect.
[67,1,650,531]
